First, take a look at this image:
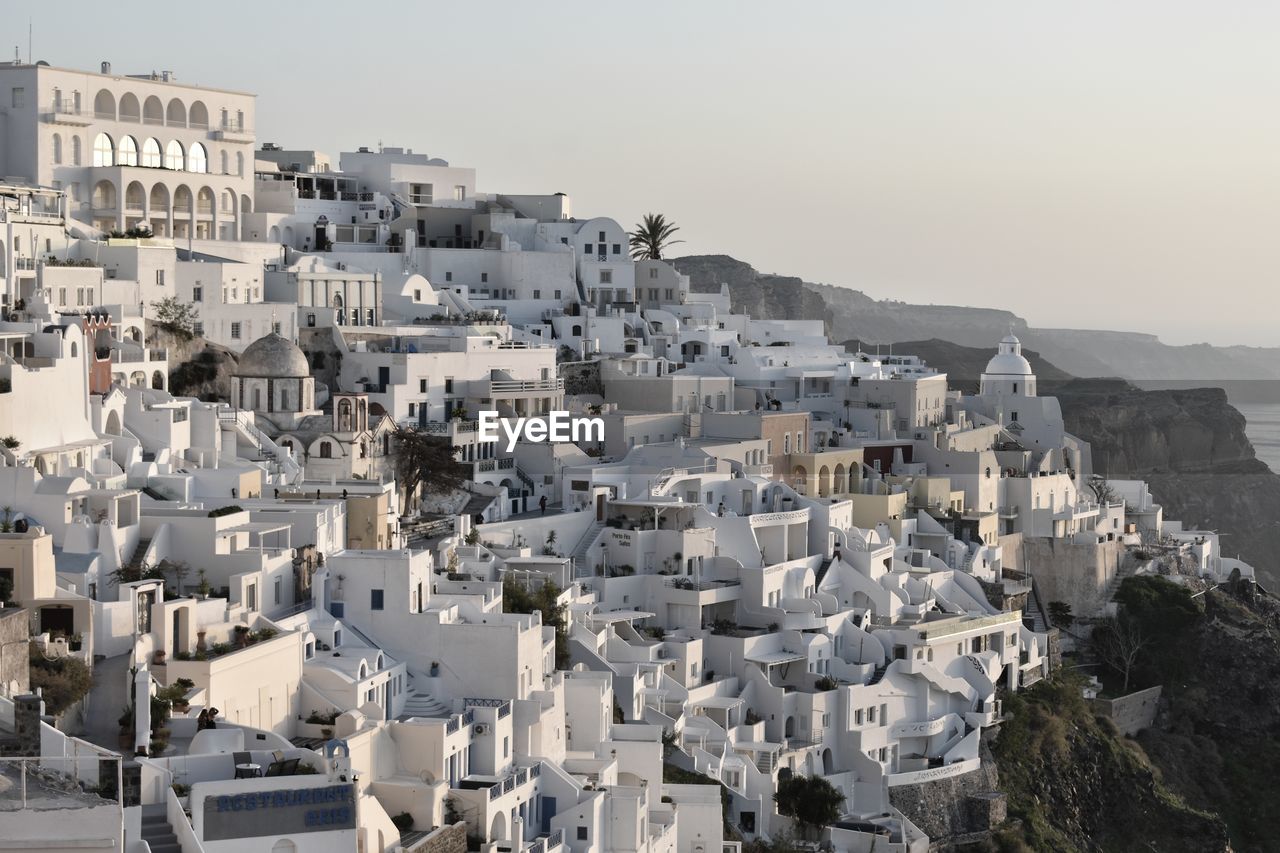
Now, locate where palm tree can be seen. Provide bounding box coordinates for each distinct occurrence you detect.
[628,213,684,261]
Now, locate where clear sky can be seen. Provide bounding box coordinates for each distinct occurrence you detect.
[10,1,1279,346]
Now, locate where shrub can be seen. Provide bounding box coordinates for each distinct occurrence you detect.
[29,646,92,716]
[391,812,414,832]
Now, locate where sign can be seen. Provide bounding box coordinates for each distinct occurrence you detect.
[202,784,356,841]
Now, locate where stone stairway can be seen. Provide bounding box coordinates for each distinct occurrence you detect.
[140,803,180,853]
[126,537,152,573]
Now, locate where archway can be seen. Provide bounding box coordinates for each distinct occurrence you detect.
[91,180,116,210]
[822,748,834,774]
[792,465,807,496]
[818,465,831,497]
[105,410,121,436]
[189,100,209,129]
[833,463,847,495]
[124,181,145,213]
[143,96,163,125]
[151,370,165,390]
[119,92,140,122]
[93,89,116,120]
[165,98,187,128]
[784,716,795,739]
[490,810,507,842]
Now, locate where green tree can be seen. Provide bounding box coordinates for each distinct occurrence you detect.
[628,213,684,261]
[151,296,200,340]
[1047,600,1074,629]
[773,774,844,840]
[503,575,569,668]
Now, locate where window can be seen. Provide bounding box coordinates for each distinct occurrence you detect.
[454,185,465,201]
[444,378,454,393]
[273,322,282,335]
[230,322,242,339]
[192,286,203,302]
[11,87,23,108]
[612,243,621,254]
[72,136,82,165]
[444,272,452,282]
[598,231,606,241]
[188,142,208,173]
[319,441,332,458]
[141,138,161,168]
[577,828,588,842]
[480,273,488,283]
[92,133,114,167]
[274,576,282,605]
[220,150,228,174]
[408,403,416,417]
[532,289,541,299]
[599,269,612,285]
[784,434,791,454]
[796,432,804,453]
[554,289,561,299]
[156,270,165,286]
[371,589,384,610]
[584,244,593,254]
[52,134,63,164]
[164,139,184,170]
[118,136,138,166]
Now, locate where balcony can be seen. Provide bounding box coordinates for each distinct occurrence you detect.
[484,377,564,396]
[211,119,254,144]
[42,101,93,126]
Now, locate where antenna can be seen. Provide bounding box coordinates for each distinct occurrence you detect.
[28,18,32,64]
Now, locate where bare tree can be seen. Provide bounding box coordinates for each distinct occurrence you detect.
[1087,475,1117,505]
[1094,615,1148,693]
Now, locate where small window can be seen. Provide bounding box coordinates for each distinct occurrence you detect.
[577,827,588,841]
[445,272,452,282]
[480,273,488,283]
[371,589,384,610]
[649,267,658,279]
[230,322,242,339]
[612,243,621,254]
[192,286,203,302]
[599,269,612,285]
[419,379,427,392]
[11,87,24,108]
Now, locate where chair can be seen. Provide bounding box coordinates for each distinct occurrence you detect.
[264,760,286,777]
[233,751,255,778]
[272,750,285,763]
[281,758,301,776]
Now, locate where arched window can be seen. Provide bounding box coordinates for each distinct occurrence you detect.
[164,140,184,170]
[319,441,332,459]
[220,150,228,174]
[118,136,138,167]
[52,133,62,165]
[71,136,82,165]
[188,142,208,174]
[236,151,244,176]
[141,138,162,168]
[92,133,114,167]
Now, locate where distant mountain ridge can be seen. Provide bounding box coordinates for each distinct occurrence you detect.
[673,254,1280,382]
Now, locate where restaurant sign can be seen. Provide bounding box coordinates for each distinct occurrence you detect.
[202,783,356,840]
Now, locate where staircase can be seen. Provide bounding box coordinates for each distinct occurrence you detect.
[140,803,180,853]
[399,681,452,720]
[868,664,888,685]
[570,521,605,577]
[125,537,152,574]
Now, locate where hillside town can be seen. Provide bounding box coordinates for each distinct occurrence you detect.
[0,61,1260,853]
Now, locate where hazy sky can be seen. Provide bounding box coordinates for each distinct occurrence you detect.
[12,1,1279,346]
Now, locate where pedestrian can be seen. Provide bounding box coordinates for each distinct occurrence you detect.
[717,501,726,517]
[195,709,209,731]
[206,708,219,730]
[539,495,547,515]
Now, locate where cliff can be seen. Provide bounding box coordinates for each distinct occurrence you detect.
[672,254,1280,381]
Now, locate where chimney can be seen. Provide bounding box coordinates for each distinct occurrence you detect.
[100,60,111,75]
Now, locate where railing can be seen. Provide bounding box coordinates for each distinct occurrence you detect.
[488,378,564,393]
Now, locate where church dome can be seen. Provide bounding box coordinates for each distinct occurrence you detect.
[984,333,1033,376]
[236,332,310,378]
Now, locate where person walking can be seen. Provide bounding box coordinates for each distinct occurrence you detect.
[539,495,548,515]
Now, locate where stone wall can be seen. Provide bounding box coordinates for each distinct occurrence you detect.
[561,361,603,397]
[404,822,467,853]
[888,758,1002,844]
[1091,685,1162,736]
[1001,533,1126,619]
[0,607,29,696]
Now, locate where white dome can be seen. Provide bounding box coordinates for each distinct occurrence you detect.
[983,334,1033,376]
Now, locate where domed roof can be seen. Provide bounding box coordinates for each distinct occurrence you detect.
[236,332,310,378]
[984,333,1033,376]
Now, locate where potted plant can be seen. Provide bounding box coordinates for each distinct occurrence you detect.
[152,649,167,666]
[233,625,251,648]
[196,570,211,599]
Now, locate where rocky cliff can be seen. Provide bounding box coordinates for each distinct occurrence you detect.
[672,254,1280,381]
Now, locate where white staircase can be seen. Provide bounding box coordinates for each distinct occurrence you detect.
[571,521,605,577]
[399,679,452,720]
